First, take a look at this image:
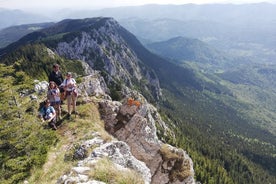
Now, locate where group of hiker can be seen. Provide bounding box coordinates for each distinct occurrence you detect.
[38,64,77,130]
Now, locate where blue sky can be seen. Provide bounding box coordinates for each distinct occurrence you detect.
[0,0,275,12]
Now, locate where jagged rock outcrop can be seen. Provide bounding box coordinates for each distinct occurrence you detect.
[99,98,195,184]
[91,141,151,183]
[57,135,151,184]
[78,71,110,98]
[34,80,48,94]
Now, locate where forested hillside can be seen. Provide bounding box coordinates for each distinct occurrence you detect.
[147,36,276,183]
[112,18,276,183]
[148,36,276,136]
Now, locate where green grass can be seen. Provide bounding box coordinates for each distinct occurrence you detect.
[27,99,113,184]
[89,157,144,184]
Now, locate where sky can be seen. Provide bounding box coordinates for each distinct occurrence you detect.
[0,0,276,11]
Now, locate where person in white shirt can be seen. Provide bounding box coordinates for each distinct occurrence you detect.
[60,72,78,118]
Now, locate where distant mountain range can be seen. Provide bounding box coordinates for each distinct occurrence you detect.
[0,22,54,48]
[0,8,51,29]
[1,3,275,64]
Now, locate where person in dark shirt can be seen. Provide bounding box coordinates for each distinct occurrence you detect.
[48,64,65,101]
[48,63,64,86]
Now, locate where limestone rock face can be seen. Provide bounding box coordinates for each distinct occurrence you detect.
[54,18,162,100]
[92,141,152,184]
[99,98,195,184]
[78,72,110,98]
[57,136,151,184]
[34,80,48,93]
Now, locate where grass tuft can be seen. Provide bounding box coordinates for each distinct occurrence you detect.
[89,157,144,184]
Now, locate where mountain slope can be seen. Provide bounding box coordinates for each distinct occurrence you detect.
[143,32,276,182]
[0,22,54,48]
[109,18,276,183]
[0,17,163,101]
[0,17,275,184]
[146,35,276,136]
[147,36,234,68]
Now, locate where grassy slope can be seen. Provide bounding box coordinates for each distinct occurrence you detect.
[27,98,112,184]
[0,44,144,183]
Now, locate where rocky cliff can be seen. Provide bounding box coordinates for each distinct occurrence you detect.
[52,18,162,100]
[99,97,195,184]
[57,73,195,184]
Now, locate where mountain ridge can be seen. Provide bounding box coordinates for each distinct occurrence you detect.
[0,22,54,48]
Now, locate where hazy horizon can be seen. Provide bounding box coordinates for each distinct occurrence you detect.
[1,0,276,13]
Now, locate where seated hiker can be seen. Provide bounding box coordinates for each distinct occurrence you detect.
[47,81,61,120]
[60,72,78,118]
[38,99,57,130]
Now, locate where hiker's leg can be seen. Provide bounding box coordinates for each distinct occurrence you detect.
[67,94,72,115]
[48,118,57,130]
[72,95,77,113]
[58,105,61,118]
[60,87,65,104]
[55,103,61,119]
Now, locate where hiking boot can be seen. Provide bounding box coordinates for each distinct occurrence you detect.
[52,124,57,130]
[67,113,71,120]
[72,111,78,115]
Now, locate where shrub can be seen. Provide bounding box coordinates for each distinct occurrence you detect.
[160,144,192,182]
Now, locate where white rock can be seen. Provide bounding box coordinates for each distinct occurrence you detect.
[72,167,91,174]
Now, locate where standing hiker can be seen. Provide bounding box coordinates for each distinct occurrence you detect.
[48,63,65,101]
[47,81,61,120]
[60,72,78,119]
